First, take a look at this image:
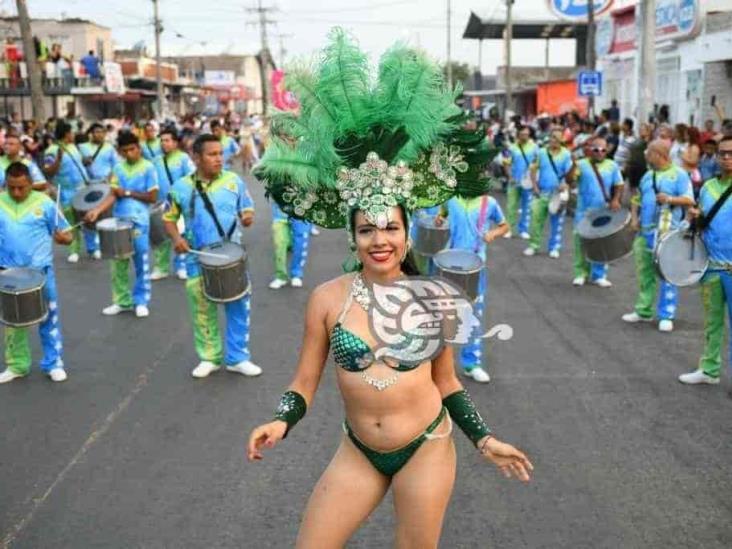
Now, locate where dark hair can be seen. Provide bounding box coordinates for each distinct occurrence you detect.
[348,204,420,276]
[117,130,139,148]
[210,120,222,130]
[623,118,634,131]
[89,122,104,132]
[160,126,179,141]
[687,126,701,148]
[719,135,732,147]
[6,161,31,180]
[703,138,717,146]
[54,121,72,141]
[192,133,220,155]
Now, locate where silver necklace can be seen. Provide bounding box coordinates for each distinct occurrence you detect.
[361,370,399,391]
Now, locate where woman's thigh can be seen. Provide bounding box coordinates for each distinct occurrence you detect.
[296,436,390,549]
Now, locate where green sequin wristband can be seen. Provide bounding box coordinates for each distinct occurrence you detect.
[274,390,307,438]
[442,389,492,447]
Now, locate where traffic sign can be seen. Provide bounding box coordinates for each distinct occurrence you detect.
[546,0,614,20]
[578,71,603,97]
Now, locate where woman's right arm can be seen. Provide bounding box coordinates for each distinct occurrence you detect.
[247,284,332,461]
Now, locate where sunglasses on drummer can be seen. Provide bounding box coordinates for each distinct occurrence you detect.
[591,147,607,153]
[717,150,732,159]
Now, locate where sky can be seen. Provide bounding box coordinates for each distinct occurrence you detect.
[13,0,576,75]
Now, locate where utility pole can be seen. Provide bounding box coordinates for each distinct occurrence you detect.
[152,0,165,118]
[247,0,277,115]
[446,0,452,89]
[637,0,656,124]
[15,0,45,123]
[586,0,596,120]
[504,0,513,122]
[276,33,293,68]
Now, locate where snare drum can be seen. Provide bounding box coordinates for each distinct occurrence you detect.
[0,268,48,327]
[548,189,569,215]
[72,183,112,228]
[97,218,134,260]
[519,175,533,190]
[414,216,450,256]
[577,207,635,263]
[433,249,484,302]
[654,229,709,287]
[198,242,250,303]
[149,202,167,247]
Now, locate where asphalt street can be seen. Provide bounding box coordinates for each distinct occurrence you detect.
[1,177,731,549]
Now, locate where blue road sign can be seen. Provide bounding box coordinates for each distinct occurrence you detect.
[578,71,603,97]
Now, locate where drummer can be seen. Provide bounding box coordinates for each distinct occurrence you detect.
[435,193,509,383]
[0,133,47,192]
[503,126,539,240]
[211,120,241,171]
[268,202,311,289]
[141,121,162,162]
[84,131,158,319]
[622,139,694,332]
[566,136,624,288]
[162,133,260,379]
[0,162,73,384]
[151,127,195,281]
[523,129,573,258]
[81,123,119,182]
[679,136,732,387]
[43,121,98,262]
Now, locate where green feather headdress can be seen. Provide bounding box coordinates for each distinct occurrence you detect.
[255,28,497,230]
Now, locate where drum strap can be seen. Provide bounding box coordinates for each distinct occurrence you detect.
[518,144,531,173]
[698,181,732,231]
[60,144,89,185]
[194,179,237,240]
[90,143,105,163]
[474,196,489,254]
[547,149,563,182]
[589,161,610,203]
[163,155,175,189]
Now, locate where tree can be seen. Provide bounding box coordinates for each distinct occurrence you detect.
[443,61,471,87]
[16,0,46,123]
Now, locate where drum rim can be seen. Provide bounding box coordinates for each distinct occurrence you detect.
[72,183,111,210]
[432,249,484,270]
[203,283,252,303]
[97,217,134,230]
[654,230,709,286]
[416,216,448,230]
[576,207,631,237]
[0,310,49,328]
[0,267,47,293]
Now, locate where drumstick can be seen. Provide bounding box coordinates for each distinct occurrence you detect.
[188,249,229,260]
[54,183,62,229]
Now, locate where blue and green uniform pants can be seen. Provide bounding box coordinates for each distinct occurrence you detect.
[4,266,64,374]
[528,194,565,253]
[185,276,251,365]
[698,270,732,378]
[461,269,487,371]
[506,184,533,235]
[573,231,608,281]
[631,236,678,320]
[272,218,310,280]
[110,223,151,307]
[153,240,187,274]
[62,205,98,256]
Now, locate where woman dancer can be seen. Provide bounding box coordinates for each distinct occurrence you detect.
[248,29,532,548]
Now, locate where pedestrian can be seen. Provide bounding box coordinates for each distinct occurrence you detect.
[0,162,73,384]
[681,125,702,193]
[503,125,539,239]
[670,123,689,167]
[679,136,732,388]
[622,140,694,333]
[141,121,162,161]
[699,138,720,184]
[625,122,653,191]
[162,134,260,379]
[80,50,101,81]
[700,119,716,144]
[608,99,620,123]
[210,120,241,170]
[84,131,158,319]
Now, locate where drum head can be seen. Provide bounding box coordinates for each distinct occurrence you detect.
[417,216,447,231]
[72,183,111,212]
[97,217,134,231]
[199,242,246,266]
[433,249,482,273]
[656,230,708,287]
[0,268,46,293]
[548,194,562,215]
[577,207,630,239]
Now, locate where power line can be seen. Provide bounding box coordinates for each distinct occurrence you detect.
[287,0,420,14]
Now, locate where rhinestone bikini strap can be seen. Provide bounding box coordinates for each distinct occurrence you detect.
[336,280,356,325]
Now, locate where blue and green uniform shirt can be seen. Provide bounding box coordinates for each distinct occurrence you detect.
[43,143,87,207]
[154,150,196,200]
[0,156,46,188]
[80,142,119,181]
[141,138,162,162]
[164,170,254,276]
[533,146,572,194]
[441,195,505,260]
[572,158,623,223]
[699,177,732,266]
[637,165,693,249]
[110,159,159,227]
[0,190,70,269]
[503,140,538,183]
[220,135,241,170]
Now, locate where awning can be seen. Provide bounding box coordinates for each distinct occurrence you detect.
[463,11,587,40]
[79,92,154,102]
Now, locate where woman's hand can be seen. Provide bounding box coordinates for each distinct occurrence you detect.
[247,420,288,461]
[479,436,533,482]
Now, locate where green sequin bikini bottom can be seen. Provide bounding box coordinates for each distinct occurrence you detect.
[343,407,451,477]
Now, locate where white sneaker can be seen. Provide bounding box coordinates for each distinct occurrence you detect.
[549,250,560,259]
[678,369,720,385]
[91,250,102,260]
[226,360,262,377]
[176,268,188,280]
[464,366,490,383]
[48,368,68,382]
[191,361,220,378]
[290,277,303,288]
[0,368,26,384]
[310,226,320,236]
[658,320,674,333]
[572,276,586,287]
[592,278,613,288]
[522,247,536,257]
[519,232,530,240]
[269,278,288,290]
[67,253,80,264]
[150,269,168,281]
[622,312,654,323]
[135,305,150,318]
[102,304,132,316]
[502,231,512,239]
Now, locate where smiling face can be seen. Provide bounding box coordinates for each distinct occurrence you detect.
[353,206,407,277]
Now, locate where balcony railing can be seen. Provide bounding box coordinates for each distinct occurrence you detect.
[0,76,104,95]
